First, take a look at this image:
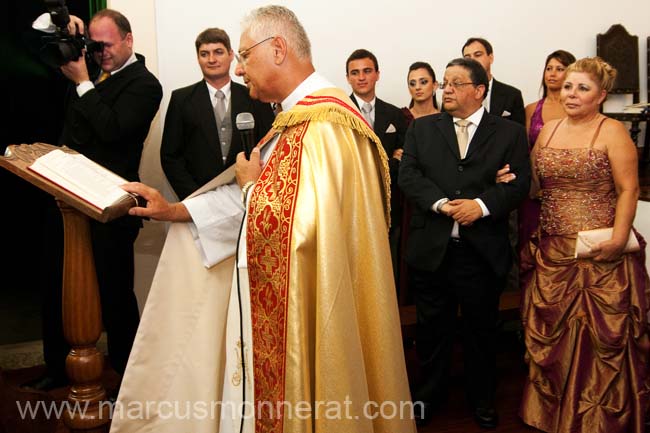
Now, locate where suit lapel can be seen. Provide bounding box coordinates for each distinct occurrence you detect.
[437,113,461,160]
[374,98,387,136]
[489,79,504,117]
[350,94,360,110]
[195,81,221,163]
[466,112,496,159]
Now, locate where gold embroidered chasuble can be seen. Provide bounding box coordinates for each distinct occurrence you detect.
[109,87,414,433]
[245,88,414,433]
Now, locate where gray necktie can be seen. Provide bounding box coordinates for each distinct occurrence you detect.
[214,90,226,123]
[361,102,373,127]
[455,119,471,158]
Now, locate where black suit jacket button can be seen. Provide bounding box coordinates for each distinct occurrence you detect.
[455,190,461,195]
[457,165,464,172]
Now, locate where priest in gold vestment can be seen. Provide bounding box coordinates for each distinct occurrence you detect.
[111,6,415,433]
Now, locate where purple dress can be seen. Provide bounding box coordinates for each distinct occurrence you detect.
[528,98,545,145]
[518,99,545,260]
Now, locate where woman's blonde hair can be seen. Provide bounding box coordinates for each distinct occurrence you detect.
[566,56,617,92]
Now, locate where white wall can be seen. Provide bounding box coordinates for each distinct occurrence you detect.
[152,0,649,111]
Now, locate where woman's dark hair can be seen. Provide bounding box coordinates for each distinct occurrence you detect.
[541,50,576,97]
[407,61,438,109]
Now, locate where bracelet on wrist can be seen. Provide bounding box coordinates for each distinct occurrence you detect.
[241,181,255,206]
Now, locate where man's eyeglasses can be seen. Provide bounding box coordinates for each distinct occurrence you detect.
[440,81,475,90]
[235,36,274,65]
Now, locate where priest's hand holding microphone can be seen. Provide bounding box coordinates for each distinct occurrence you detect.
[121,112,266,218]
[235,112,264,204]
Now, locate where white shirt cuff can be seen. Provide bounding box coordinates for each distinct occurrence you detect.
[76,81,94,97]
[475,198,490,217]
[432,198,449,213]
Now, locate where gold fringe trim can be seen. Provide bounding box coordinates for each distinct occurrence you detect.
[270,96,391,227]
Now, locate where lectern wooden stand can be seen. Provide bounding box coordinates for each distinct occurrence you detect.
[0,143,130,433]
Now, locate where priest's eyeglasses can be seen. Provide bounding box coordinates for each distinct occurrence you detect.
[440,81,475,90]
[236,36,274,65]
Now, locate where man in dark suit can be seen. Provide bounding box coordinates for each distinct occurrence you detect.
[161,28,274,200]
[345,48,407,285]
[345,48,407,163]
[398,57,530,429]
[462,37,525,296]
[462,37,525,126]
[26,9,162,391]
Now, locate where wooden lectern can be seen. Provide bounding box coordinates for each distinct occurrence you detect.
[0,142,132,433]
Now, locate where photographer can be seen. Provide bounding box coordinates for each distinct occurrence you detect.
[25,8,162,392]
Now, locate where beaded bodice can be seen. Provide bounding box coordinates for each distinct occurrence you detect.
[536,147,616,235]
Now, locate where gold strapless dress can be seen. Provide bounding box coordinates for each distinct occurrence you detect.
[520,147,650,433]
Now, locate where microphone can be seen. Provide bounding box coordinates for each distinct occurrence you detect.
[236,112,255,160]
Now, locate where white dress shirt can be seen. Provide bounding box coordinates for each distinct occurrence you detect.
[206,80,231,112]
[483,77,494,112]
[432,106,490,238]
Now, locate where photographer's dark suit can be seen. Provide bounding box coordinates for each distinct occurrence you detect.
[42,56,162,380]
[161,80,274,200]
[398,110,529,408]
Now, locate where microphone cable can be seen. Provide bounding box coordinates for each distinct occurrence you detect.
[235,198,249,433]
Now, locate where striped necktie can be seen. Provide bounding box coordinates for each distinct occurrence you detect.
[361,102,373,127]
[455,119,471,158]
[214,90,226,123]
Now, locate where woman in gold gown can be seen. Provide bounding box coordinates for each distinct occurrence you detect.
[520,57,650,433]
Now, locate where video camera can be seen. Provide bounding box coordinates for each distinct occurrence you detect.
[39,0,104,68]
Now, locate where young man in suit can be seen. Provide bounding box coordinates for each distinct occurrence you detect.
[345,48,408,285]
[26,9,162,392]
[398,57,530,429]
[462,37,525,126]
[161,28,274,200]
[345,48,407,161]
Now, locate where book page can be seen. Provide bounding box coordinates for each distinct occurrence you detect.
[30,149,131,210]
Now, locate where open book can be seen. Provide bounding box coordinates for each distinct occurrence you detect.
[29,149,143,214]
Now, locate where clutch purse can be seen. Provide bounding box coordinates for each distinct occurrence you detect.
[574,227,640,259]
